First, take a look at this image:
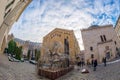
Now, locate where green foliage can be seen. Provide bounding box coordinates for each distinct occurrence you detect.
[15,46,22,60]
[8,40,17,55]
[35,49,41,61]
[8,40,22,60]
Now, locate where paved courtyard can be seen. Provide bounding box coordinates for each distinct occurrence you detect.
[0,54,42,80]
[0,54,120,80]
[57,59,120,80]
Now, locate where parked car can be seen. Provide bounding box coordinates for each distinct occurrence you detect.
[8,56,20,62]
[13,58,20,62]
[21,58,24,62]
[29,60,37,65]
[8,56,14,62]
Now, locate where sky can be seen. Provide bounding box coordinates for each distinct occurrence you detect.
[9,0,120,50]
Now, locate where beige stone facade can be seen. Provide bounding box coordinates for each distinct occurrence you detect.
[14,38,41,59]
[0,0,32,53]
[81,25,120,64]
[41,28,80,63]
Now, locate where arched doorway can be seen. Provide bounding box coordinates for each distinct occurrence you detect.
[105,46,111,60]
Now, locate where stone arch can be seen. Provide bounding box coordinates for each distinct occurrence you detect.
[1,36,7,53]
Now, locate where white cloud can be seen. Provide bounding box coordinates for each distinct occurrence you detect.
[9,0,120,50]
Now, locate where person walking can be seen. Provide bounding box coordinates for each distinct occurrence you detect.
[76,57,80,70]
[102,57,107,67]
[93,59,98,71]
[91,59,94,67]
[79,60,82,68]
[81,58,84,68]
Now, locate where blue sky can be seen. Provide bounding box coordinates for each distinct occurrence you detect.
[9,0,120,49]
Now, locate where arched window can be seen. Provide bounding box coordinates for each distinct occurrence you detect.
[90,47,93,51]
[91,54,94,58]
[114,41,117,45]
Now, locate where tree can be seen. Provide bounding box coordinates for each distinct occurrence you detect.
[35,49,37,60]
[15,46,22,60]
[8,40,22,60]
[35,49,40,61]
[8,39,17,56]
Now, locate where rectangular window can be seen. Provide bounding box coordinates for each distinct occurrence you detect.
[100,35,104,42]
[103,35,106,41]
[114,41,117,45]
[4,8,11,18]
[90,47,93,51]
[5,0,15,10]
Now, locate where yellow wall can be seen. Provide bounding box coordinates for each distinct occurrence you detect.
[41,28,80,62]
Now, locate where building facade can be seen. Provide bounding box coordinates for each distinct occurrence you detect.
[14,38,41,60]
[0,0,32,53]
[41,28,80,63]
[81,25,120,64]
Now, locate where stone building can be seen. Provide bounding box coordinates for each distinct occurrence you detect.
[115,16,120,40]
[14,38,41,60]
[0,0,31,53]
[41,28,80,63]
[28,42,41,60]
[81,25,120,63]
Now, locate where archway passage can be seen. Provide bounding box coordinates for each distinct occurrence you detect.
[106,52,110,60]
[0,0,32,54]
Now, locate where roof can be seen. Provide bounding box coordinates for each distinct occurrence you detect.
[43,28,73,39]
[81,24,113,31]
[89,25,99,28]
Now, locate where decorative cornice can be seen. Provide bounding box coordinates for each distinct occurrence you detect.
[97,39,113,45]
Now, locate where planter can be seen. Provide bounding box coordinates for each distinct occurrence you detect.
[38,66,74,80]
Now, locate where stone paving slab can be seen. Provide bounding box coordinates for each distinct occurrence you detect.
[0,54,120,80]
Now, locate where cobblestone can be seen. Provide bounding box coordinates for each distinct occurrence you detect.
[57,61,120,80]
[0,54,47,80]
[0,54,120,80]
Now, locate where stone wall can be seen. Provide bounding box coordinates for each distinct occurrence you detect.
[81,25,120,63]
[41,28,80,62]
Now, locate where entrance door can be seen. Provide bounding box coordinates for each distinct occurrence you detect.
[106,52,110,59]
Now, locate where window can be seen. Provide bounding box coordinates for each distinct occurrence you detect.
[106,52,110,59]
[5,0,15,10]
[100,35,107,42]
[114,41,117,45]
[116,47,118,51]
[4,8,11,18]
[100,35,104,42]
[66,36,68,39]
[105,46,109,50]
[91,54,94,58]
[90,47,93,51]
[103,35,106,41]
